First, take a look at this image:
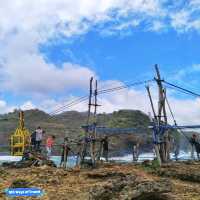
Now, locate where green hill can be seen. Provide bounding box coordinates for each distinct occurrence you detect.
[0,109,152,155]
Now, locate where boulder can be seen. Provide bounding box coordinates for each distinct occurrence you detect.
[90,175,173,200]
[2,152,56,169]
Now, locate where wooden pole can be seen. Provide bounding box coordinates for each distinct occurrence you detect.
[154,64,170,163]
[94,80,98,119]
[91,80,98,166]
[19,111,25,130]
[63,144,67,169]
[80,77,93,165]
[146,86,157,121]
[87,77,94,128]
[146,85,161,166]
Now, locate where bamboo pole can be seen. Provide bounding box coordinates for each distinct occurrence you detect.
[146,85,161,166]
[154,64,170,163]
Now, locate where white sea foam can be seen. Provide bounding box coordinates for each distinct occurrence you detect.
[0,156,22,162]
[0,151,199,167]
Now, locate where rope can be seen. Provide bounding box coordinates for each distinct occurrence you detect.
[163,80,200,98]
[49,95,89,115]
[165,96,190,143]
[98,79,154,95]
[48,79,155,116]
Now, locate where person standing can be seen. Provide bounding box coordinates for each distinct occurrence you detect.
[76,139,83,166]
[190,134,197,159]
[46,135,55,159]
[35,127,43,151]
[60,137,71,168]
[102,136,109,162]
[195,142,200,160]
[190,134,200,160]
[31,131,36,151]
[132,143,140,162]
[174,142,180,161]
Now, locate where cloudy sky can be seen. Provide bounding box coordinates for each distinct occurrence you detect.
[0,0,200,125]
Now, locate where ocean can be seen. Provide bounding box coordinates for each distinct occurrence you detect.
[0,151,198,167]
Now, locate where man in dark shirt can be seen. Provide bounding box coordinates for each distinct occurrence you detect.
[31,131,36,151]
[190,134,200,160]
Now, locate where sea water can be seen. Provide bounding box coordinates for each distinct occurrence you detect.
[0,151,198,168]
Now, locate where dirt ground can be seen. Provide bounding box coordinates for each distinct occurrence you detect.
[0,161,200,200]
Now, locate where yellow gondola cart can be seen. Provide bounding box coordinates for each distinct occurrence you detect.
[10,111,30,156]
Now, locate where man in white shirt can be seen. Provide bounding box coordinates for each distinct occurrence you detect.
[35,126,44,151]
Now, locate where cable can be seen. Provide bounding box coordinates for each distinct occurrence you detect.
[165,85,194,97]
[98,79,154,95]
[165,96,190,142]
[49,95,89,115]
[49,79,155,116]
[165,96,176,125]
[163,80,200,98]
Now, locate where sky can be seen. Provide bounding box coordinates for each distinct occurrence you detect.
[0,0,200,125]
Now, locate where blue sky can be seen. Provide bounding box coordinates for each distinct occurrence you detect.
[41,29,200,82]
[0,0,200,124]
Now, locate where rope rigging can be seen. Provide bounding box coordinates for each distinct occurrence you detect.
[48,79,154,116]
[165,95,191,143]
[163,80,200,98]
[163,81,200,143]
[98,79,154,95]
[6,65,200,164]
[49,95,89,115]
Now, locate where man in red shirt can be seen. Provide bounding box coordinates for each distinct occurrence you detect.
[46,135,55,159]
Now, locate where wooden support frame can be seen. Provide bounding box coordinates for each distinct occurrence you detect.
[80,77,100,167]
[146,64,172,165]
[146,85,161,166]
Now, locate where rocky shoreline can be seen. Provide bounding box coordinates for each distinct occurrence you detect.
[0,161,200,200]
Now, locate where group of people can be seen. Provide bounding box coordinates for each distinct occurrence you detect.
[58,136,109,167]
[29,127,111,167]
[30,126,56,158]
[173,133,200,161]
[30,127,72,166]
[29,127,200,166]
[31,127,44,151]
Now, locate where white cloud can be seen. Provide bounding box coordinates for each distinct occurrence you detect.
[0,0,162,41]
[192,64,200,71]
[31,82,200,126]
[190,0,200,7]
[1,52,95,94]
[0,99,36,114]
[170,1,200,32]
[114,20,140,31]
[0,0,163,96]
[0,100,15,114]
[167,97,200,125]
[20,101,36,110]
[149,20,165,31]
[170,10,190,31]
[1,79,200,127]
[1,0,200,128]
[0,30,95,95]
[168,64,200,83]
